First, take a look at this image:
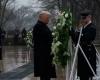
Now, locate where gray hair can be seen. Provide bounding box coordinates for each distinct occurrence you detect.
[38,11,51,20]
[39,11,51,16]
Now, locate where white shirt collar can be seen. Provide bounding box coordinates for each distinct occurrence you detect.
[84,21,92,28]
[75,21,92,32]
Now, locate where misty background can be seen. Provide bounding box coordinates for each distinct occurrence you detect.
[0,0,59,32]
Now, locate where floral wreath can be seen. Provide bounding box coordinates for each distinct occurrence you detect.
[52,10,72,68]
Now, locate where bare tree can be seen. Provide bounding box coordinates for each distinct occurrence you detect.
[0,0,9,28]
[0,0,15,28]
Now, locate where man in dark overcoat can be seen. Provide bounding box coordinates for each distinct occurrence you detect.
[33,11,56,80]
[71,10,96,80]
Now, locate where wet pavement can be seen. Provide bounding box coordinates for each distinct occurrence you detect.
[0,46,33,80]
[0,46,100,80]
[0,46,59,80]
[0,63,33,80]
[2,46,31,72]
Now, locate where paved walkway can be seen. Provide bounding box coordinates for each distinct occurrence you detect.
[0,46,58,80]
[2,46,31,72]
[0,46,33,80]
[0,63,33,80]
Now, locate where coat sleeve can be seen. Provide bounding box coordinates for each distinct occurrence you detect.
[70,27,80,45]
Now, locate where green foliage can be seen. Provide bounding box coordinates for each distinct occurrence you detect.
[52,9,72,68]
[24,31,33,48]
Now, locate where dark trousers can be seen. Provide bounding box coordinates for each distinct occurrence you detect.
[80,76,90,80]
[40,76,50,80]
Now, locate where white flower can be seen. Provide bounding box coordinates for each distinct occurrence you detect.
[70,13,72,17]
[61,11,65,15]
[65,13,68,18]
[57,23,61,26]
[69,21,72,25]
[62,18,66,26]
[52,43,57,54]
[52,32,55,36]
[53,26,56,30]
[52,41,62,54]
[56,41,62,46]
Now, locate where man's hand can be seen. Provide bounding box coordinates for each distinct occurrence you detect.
[78,20,85,28]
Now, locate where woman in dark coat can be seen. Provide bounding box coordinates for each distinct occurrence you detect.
[33,11,56,80]
[71,10,96,80]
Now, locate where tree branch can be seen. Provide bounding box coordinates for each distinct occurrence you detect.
[0,0,9,28]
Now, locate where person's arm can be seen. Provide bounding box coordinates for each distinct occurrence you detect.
[70,27,80,45]
[70,20,85,45]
